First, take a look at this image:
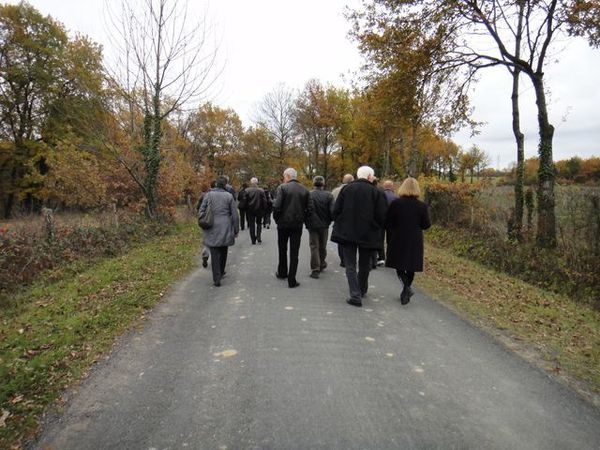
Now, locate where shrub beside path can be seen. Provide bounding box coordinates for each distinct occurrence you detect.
[34,226,600,449]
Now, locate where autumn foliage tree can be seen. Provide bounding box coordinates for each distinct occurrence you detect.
[0,2,108,218]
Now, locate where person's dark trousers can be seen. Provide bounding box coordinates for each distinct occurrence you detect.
[277,227,302,286]
[309,228,328,272]
[337,244,345,266]
[247,212,262,244]
[396,269,415,288]
[342,243,373,302]
[209,246,228,285]
[377,229,386,261]
[263,211,271,227]
[239,209,246,230]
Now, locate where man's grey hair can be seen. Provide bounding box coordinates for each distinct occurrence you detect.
[356,166,375,180]
[250,177,259,185]
[283,167,297,180]
[342,173,354,184]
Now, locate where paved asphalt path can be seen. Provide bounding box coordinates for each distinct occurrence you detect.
[34,225,600,450]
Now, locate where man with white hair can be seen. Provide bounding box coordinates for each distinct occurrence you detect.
[244,177,267,244]
[273,167,313,288]
[331,165,387,307]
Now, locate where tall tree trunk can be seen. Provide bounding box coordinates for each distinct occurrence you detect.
[397,129,406,177]
[408,121,418,177]
[511,68,525,241]
[530,72,557,248]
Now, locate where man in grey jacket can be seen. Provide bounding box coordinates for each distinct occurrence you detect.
[306,176,333,279]
[273,168,313,288]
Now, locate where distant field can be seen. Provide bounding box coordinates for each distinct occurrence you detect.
[479,184,600,242]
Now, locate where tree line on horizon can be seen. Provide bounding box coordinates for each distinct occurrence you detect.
[1,0,599,251]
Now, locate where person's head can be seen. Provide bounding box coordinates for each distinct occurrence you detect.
[356,166,375,182]
[313,175,325,188]
[216,175,228,189]
[283,167,297,182]
[342,173,354,184]
[241,182,248,189]
[383,180,394,190]
[250,177,259,186]
[210,180,217,189]
[397,177,421,198]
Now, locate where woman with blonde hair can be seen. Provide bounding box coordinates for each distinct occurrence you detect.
[385,177,431,305]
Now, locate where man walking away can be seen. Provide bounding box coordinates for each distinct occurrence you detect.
[273,167,312,288]
[198,176,239,287]
[245,177,267,244]
[307,176,333,279]
[237,182,248,230]
[331,166,387,307]
[197,180,216,268]
[331,173,354,268]
[263,186,274,229]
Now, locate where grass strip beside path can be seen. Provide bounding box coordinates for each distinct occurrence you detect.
[0,222,200,449]
[418,242,600,404]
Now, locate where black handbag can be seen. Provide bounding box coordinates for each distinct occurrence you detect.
[198,194,214,229]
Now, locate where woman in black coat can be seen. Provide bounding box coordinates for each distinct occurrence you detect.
[385,177,431,305]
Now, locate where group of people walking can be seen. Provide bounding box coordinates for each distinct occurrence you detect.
[197,166,431,307]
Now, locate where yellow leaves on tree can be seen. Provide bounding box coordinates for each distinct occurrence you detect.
[43,139,107,209]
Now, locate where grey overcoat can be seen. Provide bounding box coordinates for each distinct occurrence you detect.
[199,188,240,247]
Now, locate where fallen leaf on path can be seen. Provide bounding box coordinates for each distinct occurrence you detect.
[213,349,238,358]
[365,337,375,342]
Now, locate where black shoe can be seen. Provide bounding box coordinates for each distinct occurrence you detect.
[257,238,262,243]
[289,281,300,288]
[202,257,208,268]
[310,271,319,279]
[320,262,327,271]
[401,287,413,305]
[346,298,362,307]
[275,272,287,279]
[214,281,221,287]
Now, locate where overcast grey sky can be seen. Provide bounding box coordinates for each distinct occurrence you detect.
[6,0,600,169]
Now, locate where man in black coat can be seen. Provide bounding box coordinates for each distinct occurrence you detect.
[237,182,248,230]
[273,167,313,288]
[244,177,267,244]
[331,166,387,307]
[306,175,334,279]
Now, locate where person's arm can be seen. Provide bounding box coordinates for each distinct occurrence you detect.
[332,188,344,221]
[326,193,334,225]
[421,202,432,230]
[230,195,240,236]
[273,185,284,222]
[374,190,387,228]
[198,193,209,218]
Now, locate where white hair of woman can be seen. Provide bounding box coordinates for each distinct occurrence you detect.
[356,165,375,180]
[250,177,259,185]
[283,167,297,180]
